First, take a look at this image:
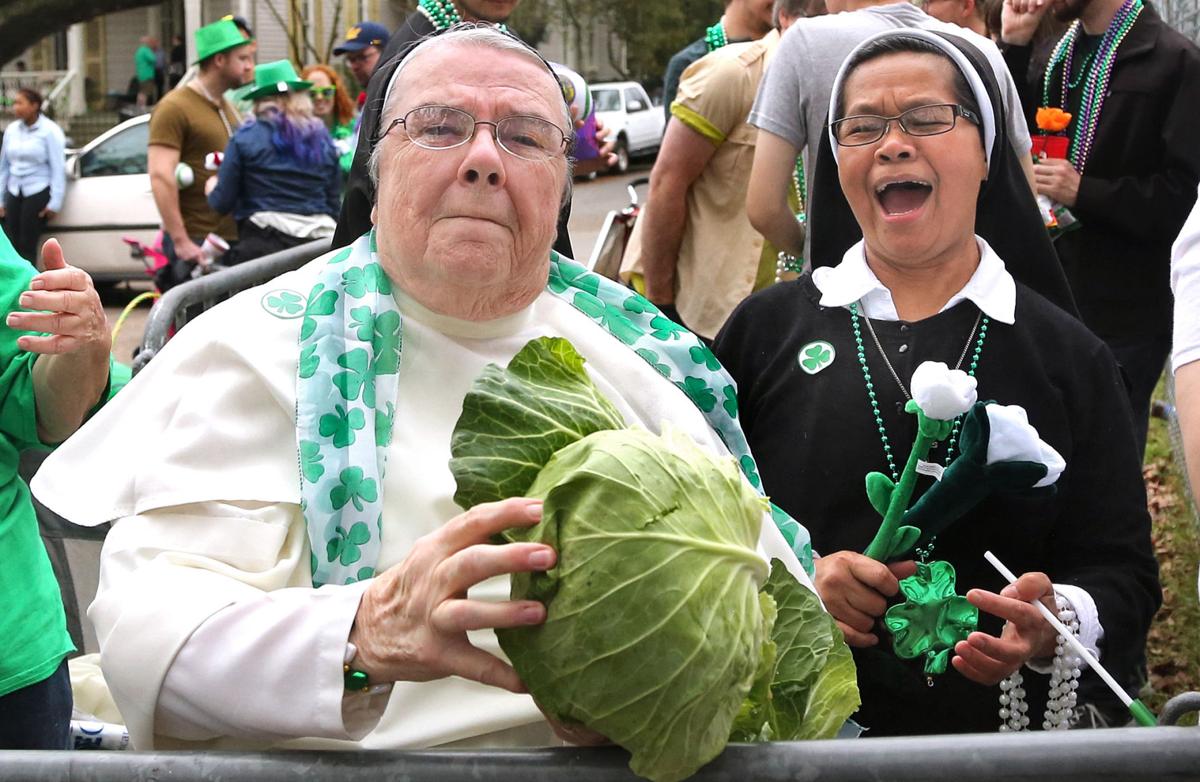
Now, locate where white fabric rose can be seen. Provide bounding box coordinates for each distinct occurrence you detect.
[910,361,978,421]
[984,404,1066,488]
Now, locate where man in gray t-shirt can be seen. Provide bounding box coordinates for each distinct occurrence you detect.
[745,0,1033,260]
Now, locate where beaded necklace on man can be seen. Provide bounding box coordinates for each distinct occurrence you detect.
[1041,0,1144,173]
[704,21,728,52]
[418,0,508,32]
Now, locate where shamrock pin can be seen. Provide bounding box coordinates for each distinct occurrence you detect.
[325,521,372,566]
[330,467,379,512]
[262,290,305,318]
[798,340,836,375]
[883,560,979,676]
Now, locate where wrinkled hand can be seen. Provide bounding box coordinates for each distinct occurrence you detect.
[6,238,110,355]
[171,235,205,264]
[813,551,917,647]
[349,498,555,693]
[1034,158,1081,207]
[1001,0,1052,45]
[954,571,1058,685]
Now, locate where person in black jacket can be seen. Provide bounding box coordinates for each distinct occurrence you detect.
[1001,0,1200,455]
[715,29,1160,736]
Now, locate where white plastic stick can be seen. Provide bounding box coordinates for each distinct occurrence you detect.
[982,550,1132,708]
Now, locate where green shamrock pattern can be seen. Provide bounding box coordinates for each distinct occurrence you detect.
[296,236,814,588]
[262,290,305,318]
[798,340,835,375]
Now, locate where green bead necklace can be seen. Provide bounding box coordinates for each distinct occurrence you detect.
[418,0,463,29]
[705,22,727,52]
[849,302,989,557]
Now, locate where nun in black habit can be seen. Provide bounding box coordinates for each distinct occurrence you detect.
[713,29,1160,736]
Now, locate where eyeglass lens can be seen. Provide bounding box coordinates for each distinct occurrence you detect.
[400,106,564,160]
[834,104,959,146]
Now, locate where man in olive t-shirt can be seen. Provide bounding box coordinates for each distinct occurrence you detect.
[147,19,252,289]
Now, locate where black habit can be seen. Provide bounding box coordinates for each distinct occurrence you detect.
[713,274,1161,735]
[332,12,575,259]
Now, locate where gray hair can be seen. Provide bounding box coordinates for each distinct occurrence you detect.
[773,0,824,27]
[369,24,574,206]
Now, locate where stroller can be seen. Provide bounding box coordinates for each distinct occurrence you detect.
[586,176,648,281]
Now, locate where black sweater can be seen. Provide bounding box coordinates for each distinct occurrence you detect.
[714,274,1161,735]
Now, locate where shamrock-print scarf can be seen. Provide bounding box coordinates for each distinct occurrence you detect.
[297,232,813,587]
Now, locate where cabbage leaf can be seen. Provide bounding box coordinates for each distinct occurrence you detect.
[499,426,769,782]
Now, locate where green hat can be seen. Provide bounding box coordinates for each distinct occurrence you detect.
[193,19,251,64]
[242,59,312,101]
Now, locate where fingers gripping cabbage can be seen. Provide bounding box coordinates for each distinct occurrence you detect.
[450,338,859,782]
[502,426,770,782]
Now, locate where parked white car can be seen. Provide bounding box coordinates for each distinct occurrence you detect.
[48,114,159,282]
[590,81,664,174]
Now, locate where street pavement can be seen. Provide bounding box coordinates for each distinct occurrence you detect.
[99,164,653,367]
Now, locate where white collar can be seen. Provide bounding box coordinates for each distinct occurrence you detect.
[811,237,1016,324]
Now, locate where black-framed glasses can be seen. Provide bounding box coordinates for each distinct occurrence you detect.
[830,103,981,147]
[380,105,568,161]
[311,86,336,99]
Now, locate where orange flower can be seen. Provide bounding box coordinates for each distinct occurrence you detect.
[1036,107,1073,133]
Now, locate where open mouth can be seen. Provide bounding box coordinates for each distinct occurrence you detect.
[875,180,932,216]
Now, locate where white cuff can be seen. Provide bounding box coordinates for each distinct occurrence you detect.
[157,580,389,743]
[1024,583,1103,675]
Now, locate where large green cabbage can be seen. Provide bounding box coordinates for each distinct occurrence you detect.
[449,338,859,782]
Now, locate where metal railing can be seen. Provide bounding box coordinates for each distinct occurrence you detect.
[133,239,332,375]
[0,69,77,117]
[2,714,1199,781]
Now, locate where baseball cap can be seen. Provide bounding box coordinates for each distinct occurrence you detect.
[333,22,390,55]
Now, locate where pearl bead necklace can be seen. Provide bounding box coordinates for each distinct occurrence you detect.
[999,593,1082,731]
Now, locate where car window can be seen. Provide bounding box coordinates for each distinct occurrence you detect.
[623,88,647,113]
[592,89,621,112]
[80,122,149,177]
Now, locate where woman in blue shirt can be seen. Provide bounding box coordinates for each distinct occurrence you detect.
[207,60,341,265]
[0,89,66,264]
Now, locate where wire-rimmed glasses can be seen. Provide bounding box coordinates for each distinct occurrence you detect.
[380,105,568,161]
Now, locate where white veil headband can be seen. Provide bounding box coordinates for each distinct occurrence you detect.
[826,28,997,169]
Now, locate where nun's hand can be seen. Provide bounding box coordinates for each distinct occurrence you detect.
[1001,0,1051,46]
[1033,158,1081,208]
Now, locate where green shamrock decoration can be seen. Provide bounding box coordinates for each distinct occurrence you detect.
[333,349,375,407]
[371,311,403,374]
[677,376,717,412]
[635,348,672,378]
[349,306,376,341]
[299,344,320,379]
[548,262,601,296]
[263,290,304,317]
[689,344,721,371]
[739,455,761,488]
[798,341,835,375]
[883,560,979,676]
[722,385,738,418]
[300,439,325,483]
[330,247,353,264]
[319,404,365,448]
[650,314,686,341]
[572,291,644,345]
[342,263,392,297]
[330,467,379,512]
[621,293,658,315]
[301,283,338,340]
[375,402,395,445]
[326,521,372,566]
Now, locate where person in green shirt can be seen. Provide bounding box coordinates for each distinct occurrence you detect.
[0,235,129,749]
[135,36,160,109]
[302,64,359,178]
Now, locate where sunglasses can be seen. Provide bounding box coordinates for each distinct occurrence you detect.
[311,86,337,99]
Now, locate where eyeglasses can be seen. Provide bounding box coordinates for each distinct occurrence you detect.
[380,105,568,161]
[831,103,981,147]
[311,86,336,99]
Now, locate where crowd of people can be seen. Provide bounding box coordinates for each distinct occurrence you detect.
[0,0,1198,763]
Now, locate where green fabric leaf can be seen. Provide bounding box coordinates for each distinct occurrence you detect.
[864,471,894,518]
[499,427,769,782]
[884,524,922,561]
[449,337,626,509]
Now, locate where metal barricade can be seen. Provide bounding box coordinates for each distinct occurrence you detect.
[2,721,1199,781]
[133,238,331,375]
